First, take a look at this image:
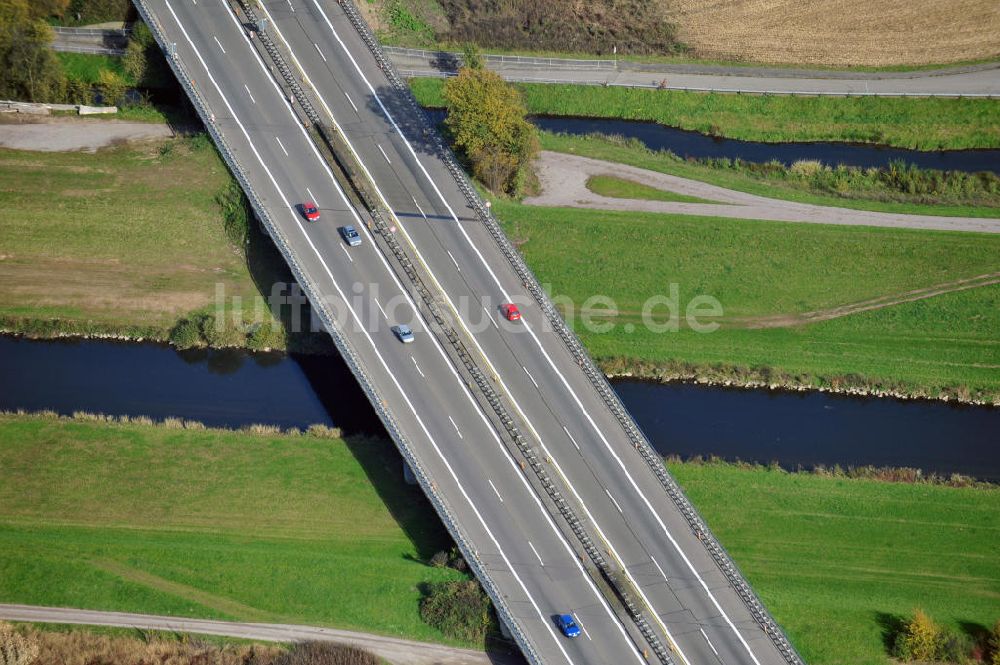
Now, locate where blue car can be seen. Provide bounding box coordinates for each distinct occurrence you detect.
[556,614,581,638]
[339,225,362,247]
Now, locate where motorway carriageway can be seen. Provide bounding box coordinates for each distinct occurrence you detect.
[142,0,795,663]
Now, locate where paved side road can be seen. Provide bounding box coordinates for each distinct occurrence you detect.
[526,151,1000,234]
[0,604,523,665]
[388,49,1000,97]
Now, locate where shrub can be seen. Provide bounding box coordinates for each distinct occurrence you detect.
[169,316,203,348]
[0,622,39,665]
[274,641,378,665]
[990,620,1000,665]
[892,609,941,661]
[419,580,493,643]
[789,159,824,178]
[247,321,284,351]
[429,550,450,568]
[95,68,126,106]
[217,179,251,249]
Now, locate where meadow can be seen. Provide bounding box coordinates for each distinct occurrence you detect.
[0,413,996,664]
[494,200,1000,401]
[0,414,464,644]
[0,137,288,347]
[585,174,715,204]
[410,78,1000,151]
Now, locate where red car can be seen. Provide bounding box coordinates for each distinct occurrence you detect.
[302,201,320,222]
[501,303,521,321]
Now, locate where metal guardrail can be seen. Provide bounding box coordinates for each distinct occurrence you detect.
[51,44,126,56]
[127,2,546,664]
[237,3,674,661]
[382,45,616,71]
[396,69,1000,98]
[338,1,807,663]
[51,26,132,37]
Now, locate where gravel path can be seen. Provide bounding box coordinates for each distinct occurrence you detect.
[0,116,176,152]
[525,151,1000,234]
[0,604,523,665]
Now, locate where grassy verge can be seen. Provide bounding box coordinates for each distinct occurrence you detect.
[586,174,716,204]
[494,199,1000,402]
[410,78,1000,150]
[1,412,996,665]
[0,412,467,645]
[55,52,133,86]
[539,132,1000,218]
[0,137,313,351]
[668,459,1000,665]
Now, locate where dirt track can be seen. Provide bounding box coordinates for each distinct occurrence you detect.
[524,151,1000,234]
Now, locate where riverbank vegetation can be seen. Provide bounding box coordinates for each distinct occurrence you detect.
[1,411,997,665]
[494,199,1000,404]
[410,78,1000,151]
[555,133,1000,218]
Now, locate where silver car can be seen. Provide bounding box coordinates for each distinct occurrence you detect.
[339,225,362,247]
[392,324,415,343]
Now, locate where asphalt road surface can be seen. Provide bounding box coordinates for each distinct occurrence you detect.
[527,151,1000,234]
[0,604,523,665]
[136,1,798,663]
[387,49,1000,97]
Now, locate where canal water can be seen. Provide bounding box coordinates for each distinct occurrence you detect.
[423,109,1000,174]
[2,336,997,480]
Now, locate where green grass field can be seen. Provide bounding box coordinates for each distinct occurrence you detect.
[55,52,132,85]
[0,138,280,343]
[410,78,1000,151]
[0,414,465,644]
[585,174,716,204]
[495,200,1000,400]
[1,414,996,664]
[540,132,1000,218]
[669,461,1000,665]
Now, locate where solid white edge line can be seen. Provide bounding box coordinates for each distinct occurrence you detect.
[300,13,762,659]
[298,8,713,661]
[169,5,579,663]
[234,5,649,662]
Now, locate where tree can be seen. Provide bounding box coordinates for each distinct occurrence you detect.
[442,66,537,196]
[0,0,67,102]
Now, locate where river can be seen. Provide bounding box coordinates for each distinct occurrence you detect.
[422,109,1000,174]
[2,336,996,480]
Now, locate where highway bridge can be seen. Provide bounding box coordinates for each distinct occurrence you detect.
[130,1,805,663]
